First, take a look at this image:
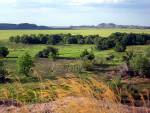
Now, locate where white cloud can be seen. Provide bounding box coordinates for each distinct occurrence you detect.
[70,0,125,5]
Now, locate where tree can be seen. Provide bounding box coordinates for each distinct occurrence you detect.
[17,53,34,76]
[0,60,8,83]
[114,42,126,52]
[67,37,78,44]
[130,54,150,77]
[0,47,9,57]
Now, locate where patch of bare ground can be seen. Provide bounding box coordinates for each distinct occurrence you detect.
[0,97,150,113]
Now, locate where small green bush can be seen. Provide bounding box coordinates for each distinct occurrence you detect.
[122,51,135,64]
[130,54,150,77]
[17,53,34,76]
[0,47,9,57]
[107,76,123,91]
[0,60,8,83]
[80,49,95,60]
[37,46,59,60]
[114,42,126,52]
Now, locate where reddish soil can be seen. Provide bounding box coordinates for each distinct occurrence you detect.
[0,97,149,113]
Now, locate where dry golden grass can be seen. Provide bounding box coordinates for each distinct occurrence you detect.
[0,73,149,113]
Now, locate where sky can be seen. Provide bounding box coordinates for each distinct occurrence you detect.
[0,0,150,26]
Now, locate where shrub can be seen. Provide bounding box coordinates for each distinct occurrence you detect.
[37,46,59,60]
[48,47,59,60]
[0,47,9,57]
[122,51,135,65]
[80,49,95,60]
[108,76,122,90]
[17,53,34,76]
[0,60,8,83]
[130,54,150,77]
[114,42,126,52]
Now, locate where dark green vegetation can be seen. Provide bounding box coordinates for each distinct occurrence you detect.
[0,60,9,83]
[36,46,59,60]
[80,49,95,60]
[9,33,150,48]
[0,47,9,57]
[9,33,98,44]
[0,30,150,107]
[96,32,150,50]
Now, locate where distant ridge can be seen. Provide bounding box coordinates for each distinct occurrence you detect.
[0,23,150,30]
[0,23,51,30]
[71,23,150,29]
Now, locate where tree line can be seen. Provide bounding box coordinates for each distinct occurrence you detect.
[9,33,150,50]
[9,34,99,45]
[96,32,150,50]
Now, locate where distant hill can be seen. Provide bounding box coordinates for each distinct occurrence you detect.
[0,23,53,30]
[0,23,150,30]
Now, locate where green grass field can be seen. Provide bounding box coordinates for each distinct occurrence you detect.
[0,29,149,61]
[0,28,150,41]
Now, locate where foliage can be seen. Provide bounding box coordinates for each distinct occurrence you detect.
[0,60,8,83]
[9,34,99,45]
[0,47,9,57]
[108,76,123,91]
[80,49,95,60]
[96,32,150,50]
[114,42,126,52]
[122,51,135,64]
[17,52,34,76]
[37,46,59,60]
[129,54,150,77]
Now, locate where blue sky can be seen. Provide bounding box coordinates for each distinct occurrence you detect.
[0,0,150,26]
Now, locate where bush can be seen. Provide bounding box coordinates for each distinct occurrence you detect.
[114,42,126,52]
[108,76,122,90]
[80,49,95,60]
[17,53,34,76]
[37,46,59,60]
[122,51,135,65]
[0,60,8,83]
[0,47,9,57]
[130,54,150,77]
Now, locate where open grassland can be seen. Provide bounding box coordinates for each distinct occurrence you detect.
[0,29,150,112]
[5,44,149,62]
[0,28,150,41]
